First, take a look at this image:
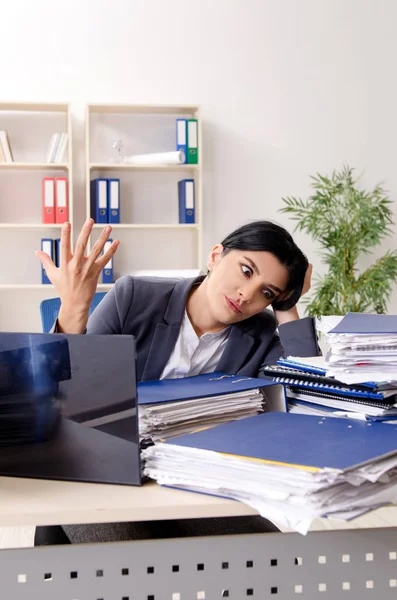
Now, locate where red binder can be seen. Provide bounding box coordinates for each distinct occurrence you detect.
[42,178,55,224]
[55,177,69,224]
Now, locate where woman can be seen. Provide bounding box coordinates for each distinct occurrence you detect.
[35,217,320,545]
[37,218,319,378]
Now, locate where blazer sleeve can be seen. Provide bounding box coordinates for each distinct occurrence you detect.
[258,317,321,371]
[86,276,135,334]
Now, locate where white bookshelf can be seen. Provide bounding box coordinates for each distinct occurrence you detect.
[85,103,203,285]
[0,101,73,331]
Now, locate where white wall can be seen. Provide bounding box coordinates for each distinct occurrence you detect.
[2,0,397,329]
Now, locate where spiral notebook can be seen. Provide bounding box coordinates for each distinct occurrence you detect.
[262,360,397,417]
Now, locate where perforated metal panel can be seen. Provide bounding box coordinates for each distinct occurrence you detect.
[2,528,397,599]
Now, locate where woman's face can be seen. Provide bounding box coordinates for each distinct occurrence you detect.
[205,246,289,325]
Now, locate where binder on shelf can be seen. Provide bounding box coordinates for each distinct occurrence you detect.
[186,119,198,164]
[41,239,54,285]
[55,177,69,224]
[102,239,114,284]
[42,178,55,224]
[54,238,61,268]
[0,130,13,162]
[0,140,5,162]
[176,118,187,163]
[107,178,120,224]
[178,179,195,223]
[54,133,68,163]
[45,133,60,163]
[90,178,108,224]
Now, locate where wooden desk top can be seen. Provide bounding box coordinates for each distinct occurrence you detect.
[1,476,397,532]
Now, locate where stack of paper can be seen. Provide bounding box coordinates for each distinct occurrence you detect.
[138,373,285,442]
[143,412,397,534]
[325,313,397,387]
[262,357,397,421]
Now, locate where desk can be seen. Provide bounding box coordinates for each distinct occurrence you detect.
[1,476,397,599]
[0,475,397,532]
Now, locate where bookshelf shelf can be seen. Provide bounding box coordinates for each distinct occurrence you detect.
[0,102,69,113]
[87,103,199,115]
[86,103,203,279]
[89,163,199,172]
[0,223,64,229]
[92,223,199,230]
[0,162,69,171]
[0,284,55,290]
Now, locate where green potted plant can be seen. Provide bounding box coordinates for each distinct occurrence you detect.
[279,165,397,316]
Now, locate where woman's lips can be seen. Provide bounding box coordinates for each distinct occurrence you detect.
[225,296,242,314]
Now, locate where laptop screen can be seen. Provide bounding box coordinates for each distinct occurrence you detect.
[0,332,141,486]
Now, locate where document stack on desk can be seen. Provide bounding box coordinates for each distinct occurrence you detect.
[262,357,397,421]
[325,312,397,386]
[143,412,397,534]
[138,372,285,442]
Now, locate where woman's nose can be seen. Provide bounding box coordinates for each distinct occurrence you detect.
[238,283,255,304]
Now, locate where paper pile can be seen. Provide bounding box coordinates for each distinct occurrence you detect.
[137,373,284,442]
[139,389,264,441]
[324,313,397,386]
[143,412,397,534]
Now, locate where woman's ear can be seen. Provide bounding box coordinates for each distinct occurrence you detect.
[207,244,224,272]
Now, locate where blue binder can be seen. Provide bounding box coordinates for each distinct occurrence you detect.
[330,312,397,334]
[107,178,120,224]
[178,179,195,224]
[102,238,114,284]
[167,411,397,472]
[41,238,54,285]
[272,376,390,402]
[176,118,187,163]
[138,372,286,408]
[90,178,108,223]
[54,238,61,268]
[277,358,327,376]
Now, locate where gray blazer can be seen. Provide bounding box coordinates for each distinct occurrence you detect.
[86,275,320,381]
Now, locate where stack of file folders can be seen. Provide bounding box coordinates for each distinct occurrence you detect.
[143,412,397,534]
[325,312,397,386]
[262,357,397,421]
[137,372,285,442]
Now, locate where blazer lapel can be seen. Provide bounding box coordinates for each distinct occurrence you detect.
[140,323,181,381]
[216,325,255,374]
[140,275,205,381]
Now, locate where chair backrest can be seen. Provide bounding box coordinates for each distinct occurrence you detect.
[40,292,107,333]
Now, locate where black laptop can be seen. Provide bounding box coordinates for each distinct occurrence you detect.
[0,332,141,486]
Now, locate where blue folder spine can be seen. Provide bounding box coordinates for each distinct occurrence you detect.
[54,238,61,268]
[107,178,120,224]
[176,118,187,163]
[90,178,108,223]
[102,238,114,284]
[41,238,54,284]
[178,179,195,224]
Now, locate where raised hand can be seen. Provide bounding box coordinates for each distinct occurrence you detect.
[35,218,119,333]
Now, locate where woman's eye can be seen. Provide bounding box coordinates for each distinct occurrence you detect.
[241,265,252,276]
[263,289,274,300]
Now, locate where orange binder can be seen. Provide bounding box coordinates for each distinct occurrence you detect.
[42,178,55,224]
[55,177,69,224]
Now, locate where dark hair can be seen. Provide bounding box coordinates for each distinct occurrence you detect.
[220,220,308,311]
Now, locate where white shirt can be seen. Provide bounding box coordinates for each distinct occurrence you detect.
[160,311,230,379]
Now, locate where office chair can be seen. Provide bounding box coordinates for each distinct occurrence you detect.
[40,292,107,333]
